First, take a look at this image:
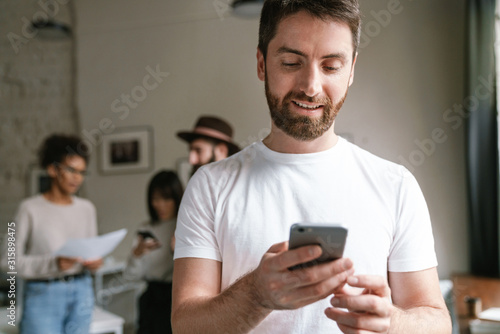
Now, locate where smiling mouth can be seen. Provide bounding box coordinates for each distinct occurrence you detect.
[292,101,323,110]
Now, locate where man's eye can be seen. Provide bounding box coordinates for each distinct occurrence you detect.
[324,66,340,72]
[282,62,299,67]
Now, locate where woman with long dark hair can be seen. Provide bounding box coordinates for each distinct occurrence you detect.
[125,170,183,334]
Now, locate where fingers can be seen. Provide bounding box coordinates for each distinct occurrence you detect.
[134,238,161,256]
[284,266,355,307]
[267,244,322,271]
[266,241,288,254]
[83,258,103,266]
[59,256,81,263]
[329,293,392,317]
[283,257,354,289]
[346,275,391,298]
[83,258,104,271]
[325,275,394,333]
[144,240,161,250]
[325,307,391,333]
[254,242,355,310]
[57,256,82,270]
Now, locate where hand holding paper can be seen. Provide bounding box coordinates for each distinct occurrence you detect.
[55,229,127,260]
[56,256,82,270]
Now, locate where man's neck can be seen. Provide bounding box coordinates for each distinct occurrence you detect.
[262,124,338,154]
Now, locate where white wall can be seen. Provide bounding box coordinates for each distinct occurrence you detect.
[0,0,77,226]
[75,0,467,279]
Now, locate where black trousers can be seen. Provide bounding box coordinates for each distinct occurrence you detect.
[138,281,173,334]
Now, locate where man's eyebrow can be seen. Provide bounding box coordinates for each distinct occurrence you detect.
[276,46,306,57]
[323,52,348,60]
[276,46,348,61]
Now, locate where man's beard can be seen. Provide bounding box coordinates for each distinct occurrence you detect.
[265,75,348,141]
[190,149,216,176]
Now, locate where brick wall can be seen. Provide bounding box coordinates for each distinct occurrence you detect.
[0,0,77,226]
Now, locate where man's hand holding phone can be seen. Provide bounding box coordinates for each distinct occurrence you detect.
[249,241,354,310]
[249,222,354,310]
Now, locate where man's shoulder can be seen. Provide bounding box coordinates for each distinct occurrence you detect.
[186,142,261,195]
[199,141,260,175]
[341,138,410,179]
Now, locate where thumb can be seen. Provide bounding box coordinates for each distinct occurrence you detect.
[267,241,288,254]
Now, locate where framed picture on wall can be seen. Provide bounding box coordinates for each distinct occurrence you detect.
[99,126,154,175]
[28,166,51,195]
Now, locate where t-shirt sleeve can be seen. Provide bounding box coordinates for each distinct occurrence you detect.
[174,169,221,262]
[388,170,438,272]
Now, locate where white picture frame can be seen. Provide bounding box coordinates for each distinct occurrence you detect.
[28,166,50,195]
[99,126,153,175]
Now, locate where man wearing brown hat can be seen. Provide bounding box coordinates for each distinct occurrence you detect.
[177,115,240,176]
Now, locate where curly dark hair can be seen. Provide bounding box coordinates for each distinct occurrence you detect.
[147,170,184,223]
[258,0,361,60]
[38,134,90,168]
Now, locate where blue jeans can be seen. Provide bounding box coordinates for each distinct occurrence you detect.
[20,274,94,334]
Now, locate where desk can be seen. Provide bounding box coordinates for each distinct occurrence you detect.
[89,307,124,334]
[452,274,500,334]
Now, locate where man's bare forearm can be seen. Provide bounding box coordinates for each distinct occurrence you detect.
[390,305,452,334]
[172,271,272,334]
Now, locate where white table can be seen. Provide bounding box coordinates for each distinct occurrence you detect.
[90,306,125,334]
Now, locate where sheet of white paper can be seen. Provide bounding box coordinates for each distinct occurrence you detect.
[54,229,127,259]
[479,307,500,322]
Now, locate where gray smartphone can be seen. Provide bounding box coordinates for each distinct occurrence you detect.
[288,223,348,270]
[137,230,158,241]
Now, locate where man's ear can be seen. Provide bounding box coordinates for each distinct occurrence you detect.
[214,143,229,161]
[257,47,266,82]
[348,52,358,87]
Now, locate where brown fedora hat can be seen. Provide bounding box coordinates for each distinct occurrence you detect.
[177,115,240,155]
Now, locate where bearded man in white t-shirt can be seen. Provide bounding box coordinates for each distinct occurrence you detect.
[171,1,452,333]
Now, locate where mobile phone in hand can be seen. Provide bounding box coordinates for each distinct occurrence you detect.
[288,223,347,270]
[137,230,158,241]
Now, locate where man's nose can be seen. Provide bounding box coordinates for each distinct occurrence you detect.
[189,151,199,165]
[299,65,322,97]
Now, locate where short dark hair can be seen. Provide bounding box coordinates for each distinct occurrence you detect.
[38,134,89,169]
[147,170,184,223]
[258,0,361,59]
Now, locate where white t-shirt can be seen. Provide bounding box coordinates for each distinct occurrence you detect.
[175,137,437,334]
